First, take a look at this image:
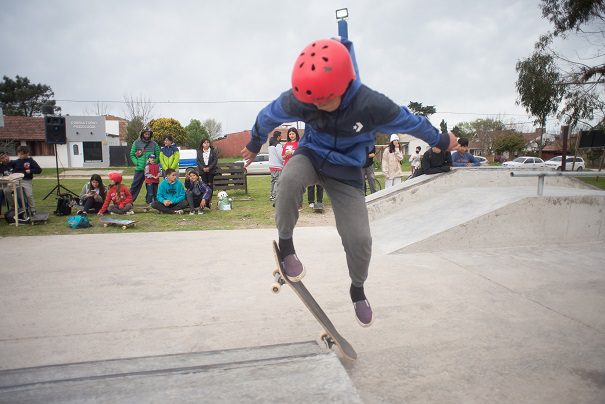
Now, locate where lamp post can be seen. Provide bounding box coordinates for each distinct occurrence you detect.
[335,8,349,39]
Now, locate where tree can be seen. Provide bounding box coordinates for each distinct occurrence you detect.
[516,52,563,154]
[84,101,110,116]
[148,118,187,146]
[123,94,154,126]
[453,118,507,155]
[517,1,605,132]
[203,118,223,139]
[125,116,144,146]
[407,101,436,117]
[492,132,527,156]
[0,75,60,116]
[184,119,209,149]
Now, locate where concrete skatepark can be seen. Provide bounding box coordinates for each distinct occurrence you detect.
[1,168,604,403]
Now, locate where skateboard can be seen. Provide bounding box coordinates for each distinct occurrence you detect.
[100,217,137,230]
[30,212,49,225]
[271,241,357,360]
[313,202,324,213]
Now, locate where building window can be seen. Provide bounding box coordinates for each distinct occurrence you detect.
[73,144,79,155]
[83,142,103,162]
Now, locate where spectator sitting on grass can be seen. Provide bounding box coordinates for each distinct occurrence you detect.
[151,168,189,214]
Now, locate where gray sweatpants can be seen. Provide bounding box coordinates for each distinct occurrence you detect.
[276,154,371,287]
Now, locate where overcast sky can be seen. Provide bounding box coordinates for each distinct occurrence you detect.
[1,0,589,135]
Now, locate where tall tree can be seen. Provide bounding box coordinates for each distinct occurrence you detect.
[203,118,223,139]
[148,118,187,146]
[84,101,110,116]
[125,116,144,146]
[0,75,60,116]
[123,94,154,126]
[515,52,563,154]
[492,132,527,156]
[453,118,507,155]
[407,101,436,117]
[517,0,605,131]
[184,119,209,149]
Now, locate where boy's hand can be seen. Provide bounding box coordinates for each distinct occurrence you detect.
[163,200,172,206]
[240,147,257,167]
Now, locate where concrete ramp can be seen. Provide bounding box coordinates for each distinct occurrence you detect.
[0,342,362,403]
[369,169,605,254]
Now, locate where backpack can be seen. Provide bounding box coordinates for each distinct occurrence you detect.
[4,209,31,225]
[55,194,73,216]
[67,213,92,229]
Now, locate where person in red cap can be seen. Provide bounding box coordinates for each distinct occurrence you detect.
[241,37,459,327]
[98,172,134,215]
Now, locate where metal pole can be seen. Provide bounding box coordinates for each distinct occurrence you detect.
[537,174,545,196]
[561,125,569,171]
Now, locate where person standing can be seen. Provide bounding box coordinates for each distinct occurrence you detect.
[282,127,300,166]
[381,134,404,189]
[12,145,42,214]
[268,131,284,201]
[159,135,180,173]
[130,127,160,203]
[144,154,162,206]
[197,138,218,207]
[362,146,377,194]
[409,146,422,175]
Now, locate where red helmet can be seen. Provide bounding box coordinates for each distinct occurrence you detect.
[108,171,123,183]
[291,39,356,104]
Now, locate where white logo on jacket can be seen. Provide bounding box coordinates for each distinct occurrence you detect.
[353,122,364,132]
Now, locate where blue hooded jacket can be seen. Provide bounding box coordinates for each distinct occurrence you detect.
[245,38,450,186]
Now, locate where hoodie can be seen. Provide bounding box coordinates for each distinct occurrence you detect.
[130,134,160,172]
[160,144,180,171]
[157,178,186,204]
[245,38,449,187]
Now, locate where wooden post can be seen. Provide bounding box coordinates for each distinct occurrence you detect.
[561,126,569,171]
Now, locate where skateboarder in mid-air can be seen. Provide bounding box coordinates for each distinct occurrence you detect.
[241,37,459,327]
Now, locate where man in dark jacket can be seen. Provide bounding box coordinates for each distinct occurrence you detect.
[414,146,452,176]
[130,127,160,203]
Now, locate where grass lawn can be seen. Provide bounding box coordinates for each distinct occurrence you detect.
[578,176,605,190]
[0,175,332,237]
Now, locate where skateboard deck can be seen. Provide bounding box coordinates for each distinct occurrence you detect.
[271,241,357,360]
[313,202,324,213]
[30,212,49,225]
[100,217,136,230]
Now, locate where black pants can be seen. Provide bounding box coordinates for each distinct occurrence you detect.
[151,199,188,213]
[307,185,323,204]
[81,196,103,213]
[200,171,214,204]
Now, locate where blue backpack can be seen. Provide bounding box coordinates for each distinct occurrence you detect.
[67,214,92,229]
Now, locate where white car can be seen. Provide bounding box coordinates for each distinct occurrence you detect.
[501,156,545,168]
[474,156,488,166]
[235,153,270,175]
[544,156,585,171]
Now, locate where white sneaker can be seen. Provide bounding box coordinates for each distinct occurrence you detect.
[309,203,314,208]
[197,209,204,215]
[189,210,195,215]
[126,210,135,215]
[175,209,184,215]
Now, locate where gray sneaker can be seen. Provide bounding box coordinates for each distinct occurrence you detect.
[282,254,305,282]
[353,299,373,327]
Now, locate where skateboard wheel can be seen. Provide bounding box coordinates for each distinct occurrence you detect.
[103,223,108,227]
[272,269,280,277]
[122,225,127,230]
[320,332,335,350]
[271,283,281,294]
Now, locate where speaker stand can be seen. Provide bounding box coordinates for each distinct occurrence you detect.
[43,144,78,200]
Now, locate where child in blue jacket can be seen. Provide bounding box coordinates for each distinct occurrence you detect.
[241,37,459,327]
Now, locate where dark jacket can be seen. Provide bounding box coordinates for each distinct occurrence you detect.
[0,160,15,177]
[12,157,42,180]
[197,147,218,174]
[417,149,452,176]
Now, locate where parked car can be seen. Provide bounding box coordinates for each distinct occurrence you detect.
[474,156,488,166]
[501,156,545,168]
[235,153,270,174]
[544,156,585,171]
